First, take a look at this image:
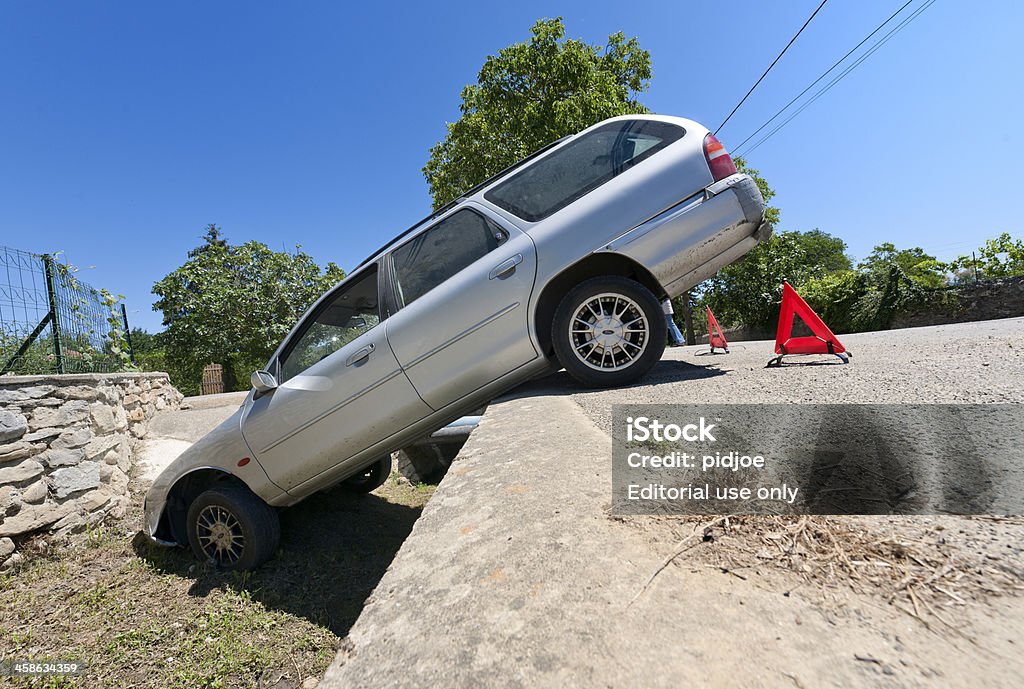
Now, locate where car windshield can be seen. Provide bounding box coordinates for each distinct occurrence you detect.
[484,119,684,222]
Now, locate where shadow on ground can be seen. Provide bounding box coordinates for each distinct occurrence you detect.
[133,487,421,636]
[504,359,728,400]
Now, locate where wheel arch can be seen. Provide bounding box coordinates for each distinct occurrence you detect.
[155,467,252,546]
[533,252,666,357]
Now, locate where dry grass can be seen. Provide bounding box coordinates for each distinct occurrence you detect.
[623,514,1024,622]
[0,473,434,689]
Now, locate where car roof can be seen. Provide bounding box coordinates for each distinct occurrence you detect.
[353,134,572,270]
[353,114,699,270]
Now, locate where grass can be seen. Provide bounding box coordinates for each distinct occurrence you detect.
[0,472,435,689]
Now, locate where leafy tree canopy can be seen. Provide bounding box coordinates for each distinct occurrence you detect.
[946,232,1024,281]
[152,229,345,392]
[701,229,851,331]
[859,242,946,289]
[423,17,652,209]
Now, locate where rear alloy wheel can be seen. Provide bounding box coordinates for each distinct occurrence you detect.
[342,455,392,493]
[552,276,666,387]
[186,485,280,571]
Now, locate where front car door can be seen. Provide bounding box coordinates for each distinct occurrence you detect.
[240,264,432,494]
[383,205,540,410]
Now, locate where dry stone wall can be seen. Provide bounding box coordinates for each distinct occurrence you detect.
[0,372,182,568]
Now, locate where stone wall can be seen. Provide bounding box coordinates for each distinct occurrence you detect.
[892,275,1024,329]
[0,372,182,567]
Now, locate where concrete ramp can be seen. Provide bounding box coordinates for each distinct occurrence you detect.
[320,385,1022,688]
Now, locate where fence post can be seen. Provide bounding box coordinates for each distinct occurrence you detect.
[42,254,65,374]
[121,303,136,364]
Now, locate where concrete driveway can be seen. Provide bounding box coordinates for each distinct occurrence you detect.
[321,318,1024,689]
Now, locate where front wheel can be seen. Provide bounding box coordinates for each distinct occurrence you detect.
[552,276,666,387]
[186,484,280,571]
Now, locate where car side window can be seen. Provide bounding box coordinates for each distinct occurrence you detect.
[484,119,685,222]
[391,209,505,306]
[279,267,381,382]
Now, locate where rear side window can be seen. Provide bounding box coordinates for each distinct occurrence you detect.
[391,209,504,306]
[484,119,685,222]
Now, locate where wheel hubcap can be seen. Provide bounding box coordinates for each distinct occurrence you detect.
[569,293,649,372]
[196,505,244,565]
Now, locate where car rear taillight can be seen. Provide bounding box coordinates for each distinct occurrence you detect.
[703,133,737,182]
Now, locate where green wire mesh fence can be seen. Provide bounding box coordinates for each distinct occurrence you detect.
[0,245,134,375]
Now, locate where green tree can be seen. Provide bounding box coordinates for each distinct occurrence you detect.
[859,242,947,288]
[700,229,851,332]
[946,232,1024,281]
[189,224,229,258]
[423,17,652,209]
[152,233,345,395]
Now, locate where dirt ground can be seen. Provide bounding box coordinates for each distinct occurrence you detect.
[0,472,433,689]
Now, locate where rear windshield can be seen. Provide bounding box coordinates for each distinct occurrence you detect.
[484,119,685,222]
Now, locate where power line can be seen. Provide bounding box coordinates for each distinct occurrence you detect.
[735,0,937,157]
[731,0,914,154]
[715,0,829,136]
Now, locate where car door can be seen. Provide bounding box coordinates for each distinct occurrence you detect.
[383,205,539,410]
[240,264,432,492]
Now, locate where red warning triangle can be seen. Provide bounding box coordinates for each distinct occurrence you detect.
[706,306,729,353]
[772,282,847,360]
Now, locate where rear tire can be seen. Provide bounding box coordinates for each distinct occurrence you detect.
[186,484,280,571]
[552,276,666,387]
[342,455,392,493]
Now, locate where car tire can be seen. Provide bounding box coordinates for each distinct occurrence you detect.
[186,484,280,571]
[342,455,392,493]
[552,276,667,387]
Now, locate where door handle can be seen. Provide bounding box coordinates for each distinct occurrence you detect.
[489,253,523,280]
[346,343,375,366]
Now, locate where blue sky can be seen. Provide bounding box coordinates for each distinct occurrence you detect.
[1,0,1020,333]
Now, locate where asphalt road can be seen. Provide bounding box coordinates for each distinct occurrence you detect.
[570,316,1024,434]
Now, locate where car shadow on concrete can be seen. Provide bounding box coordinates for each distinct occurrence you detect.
[132,487,421,636]
[503,359,727,400]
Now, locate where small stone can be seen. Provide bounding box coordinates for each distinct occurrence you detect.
[89,403,118,433]
[1,552,23,570]
[0,389,29,405]
[49,461,102,499]
[122,394,141,407]
[54,386,102,401]
[107,466,128,495]
[21,479,47,504]
[0,501,74,537]
[0,441,40,463]
[0,485,20,516]
[0,459,44,485]
[38,447,84,468]
[83,433,121,461]
[127,407,145,423]
[0,409,28,442]
[21,427,61,442]
[29,400,89,431]
[0,537,14,558]
[302,678,319,689]
[19,385,55,399]
[50,426,94,450]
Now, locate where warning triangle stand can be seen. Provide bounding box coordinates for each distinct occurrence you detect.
[766,282,850,367]
[706,306,729,354]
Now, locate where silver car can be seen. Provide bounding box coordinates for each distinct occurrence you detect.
[145,114,771,569]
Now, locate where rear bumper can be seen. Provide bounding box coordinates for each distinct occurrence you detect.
[603,173,771,297]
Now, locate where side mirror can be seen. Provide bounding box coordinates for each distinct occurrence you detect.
[251,370,279,393]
